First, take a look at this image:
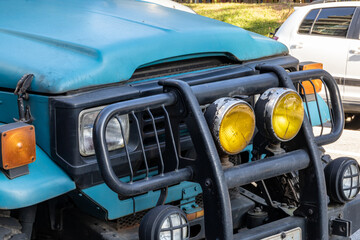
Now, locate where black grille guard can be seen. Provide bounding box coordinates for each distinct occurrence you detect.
[93,65,344,240]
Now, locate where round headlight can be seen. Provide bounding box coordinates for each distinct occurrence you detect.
[255,88,304,142]
[205,97,255,155]
[325,157,360,203]
[139,205,189,240]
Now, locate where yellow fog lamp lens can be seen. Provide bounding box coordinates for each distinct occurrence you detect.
[0,122,36,170]
[273,92,304,141]
[205,98,255,155]
[256,88,304,142]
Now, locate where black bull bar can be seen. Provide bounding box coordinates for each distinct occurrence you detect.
[93,65,344,239]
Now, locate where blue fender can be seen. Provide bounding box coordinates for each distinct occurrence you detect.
[304,93,331,126]
[0,145,75,209]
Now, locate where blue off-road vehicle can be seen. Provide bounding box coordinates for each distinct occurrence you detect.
[0,0,360,239]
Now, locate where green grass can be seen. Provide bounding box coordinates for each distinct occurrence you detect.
[185,3,295,36]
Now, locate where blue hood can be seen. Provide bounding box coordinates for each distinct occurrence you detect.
[0,0,288,94]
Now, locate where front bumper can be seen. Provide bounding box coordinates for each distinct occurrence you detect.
[92,65,354,239]
[234,194,360,239]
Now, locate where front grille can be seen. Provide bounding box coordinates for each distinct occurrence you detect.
[142,108,167,147]
[130,57,235,82]
[117,210,149,230]
[142,107,188,148]
[195,194,204,209]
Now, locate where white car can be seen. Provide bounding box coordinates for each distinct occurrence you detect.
[275,2,360,113]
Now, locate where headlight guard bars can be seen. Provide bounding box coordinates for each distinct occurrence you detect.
[93,65,344,240]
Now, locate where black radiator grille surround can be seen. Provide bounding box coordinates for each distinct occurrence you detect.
[49,56,313,189]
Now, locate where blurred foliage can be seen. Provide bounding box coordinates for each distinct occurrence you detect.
[185,3,295,36]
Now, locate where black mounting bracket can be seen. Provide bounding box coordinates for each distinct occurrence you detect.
[331,218,352,237]
[14,74,34,123]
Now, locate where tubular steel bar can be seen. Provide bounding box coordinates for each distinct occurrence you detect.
[191,72,279,105]
[131,111,149,179]
[309,80,324,135]
[322,77,335,129]
[146,108,164,174]
[161,105,180,170]
[225,150,310,188]
[188,68,343,145]
[93,68,343,196]
[93,65,344,240]
[160,79,233,240]
[289,69,344,145]
[257,65,329,240]
[299,82,313,126]
[116,115,133,183]
[93,92,193,196]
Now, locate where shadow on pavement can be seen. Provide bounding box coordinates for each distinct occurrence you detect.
[345,114,360,130]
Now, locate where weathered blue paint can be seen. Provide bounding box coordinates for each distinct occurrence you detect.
[242,144,253,162]
[0,93,19,125]
[82,180,202,220]
[0,0,288,94]
[304,95,331,126]
[27,95,51,154]
[180,184,202,214]
[0,145,75,209]
[0,92,51,154]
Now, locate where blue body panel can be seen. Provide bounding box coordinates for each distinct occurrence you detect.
[0,146,75,209]
[81,181,201,220]
[28,95,52,154]
[0,0,288,94]
[0,92,51,154]
[305,94,331,126]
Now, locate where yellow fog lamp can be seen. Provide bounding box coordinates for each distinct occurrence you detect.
[205,97,255,155]
[255,88,304,142]
[0,122,36,179]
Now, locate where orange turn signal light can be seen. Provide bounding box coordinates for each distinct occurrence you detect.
[300,62,323,94]
[0,122,36,170]
[186,209,204,221]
